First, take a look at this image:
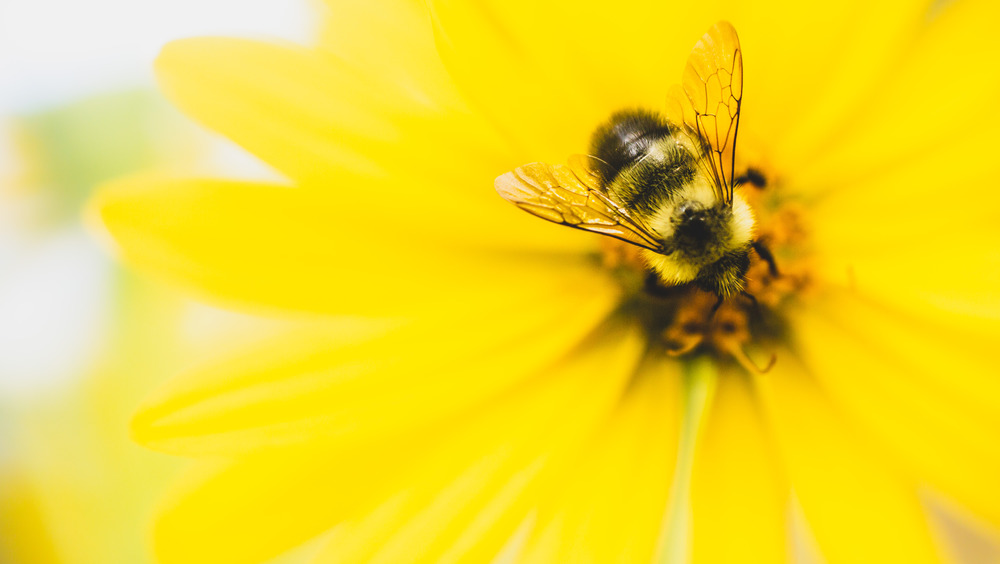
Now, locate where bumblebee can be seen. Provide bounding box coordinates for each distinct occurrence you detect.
[495,21,754,298]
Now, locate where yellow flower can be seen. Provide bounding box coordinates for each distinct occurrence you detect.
[90,0,1000,563]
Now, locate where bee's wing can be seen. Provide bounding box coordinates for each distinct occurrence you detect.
[495,156,667,253]
[665,20,743,206]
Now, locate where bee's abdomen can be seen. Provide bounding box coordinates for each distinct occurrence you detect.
[590,109,673,183]
[591,110,698,217]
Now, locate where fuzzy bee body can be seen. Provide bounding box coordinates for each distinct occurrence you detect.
[590,109,754,296]
[591,109,695,215]
[495,21,753,298]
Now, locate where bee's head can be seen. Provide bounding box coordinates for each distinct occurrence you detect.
[645,192,756,298]
[668,198,753,297]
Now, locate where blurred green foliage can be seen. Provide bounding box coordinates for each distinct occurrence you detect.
[14,90,195,224]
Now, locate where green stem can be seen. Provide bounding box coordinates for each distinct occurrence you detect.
[657,355,717,564]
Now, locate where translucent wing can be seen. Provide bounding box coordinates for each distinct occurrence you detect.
[495,155,667,253]
[665,21,743,206]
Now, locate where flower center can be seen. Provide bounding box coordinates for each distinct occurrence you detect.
[604,166,813,373]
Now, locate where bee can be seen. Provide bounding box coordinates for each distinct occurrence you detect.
[495,21,755,298]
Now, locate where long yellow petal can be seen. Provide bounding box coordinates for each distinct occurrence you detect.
[791,301,1000,531]
[809,128,1000,323]
[153,440,419,564]
[318,0,466,115]
[131,282,621,456]
[813,239,1000,325]
[151,321,643,564]
[426,0,726,163]
[756,352,944,563]
[155,35,513,186]
[308,321,647,564]
[93,176,604,315]
[313,450,546,564]
[806,292,1000,429]
[517,352,682,564]
[810,134,1000,247]
[807,98,1000,316]
[690,371,787,564]
[757,0,930,174]
[716,0,929,160]
[791,0,1000,188]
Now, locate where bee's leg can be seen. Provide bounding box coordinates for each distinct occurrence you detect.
[709,293,725,317]
[644,272,660,292]
[643,272,681,298]
[740,290,759,310]
[751,241,780,277]
[734,168,767,188]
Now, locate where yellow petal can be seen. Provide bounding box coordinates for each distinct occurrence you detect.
[155,36,512,186]
[313,450,545,564]
[792,0,1000,188]
[807,292,1000,430]
[92,176,603,315]
[308,321,647,564]
[517,352,682,563]
[810,136,1000,322]
[756,352,944,563]
[726,0,929,153]
[690,370,787,564]
[153,440,419,564]
[132,282,621,456]
[810,134,1000,248]
[151,321,642,564]
[790,300,1000,531]
[317,0,465,114]
[756,0,930,173]
[426,0,726,162]
[813,235,1000,325]
[0,470,60,564]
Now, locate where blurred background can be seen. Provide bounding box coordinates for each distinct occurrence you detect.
[0,1,313,562]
